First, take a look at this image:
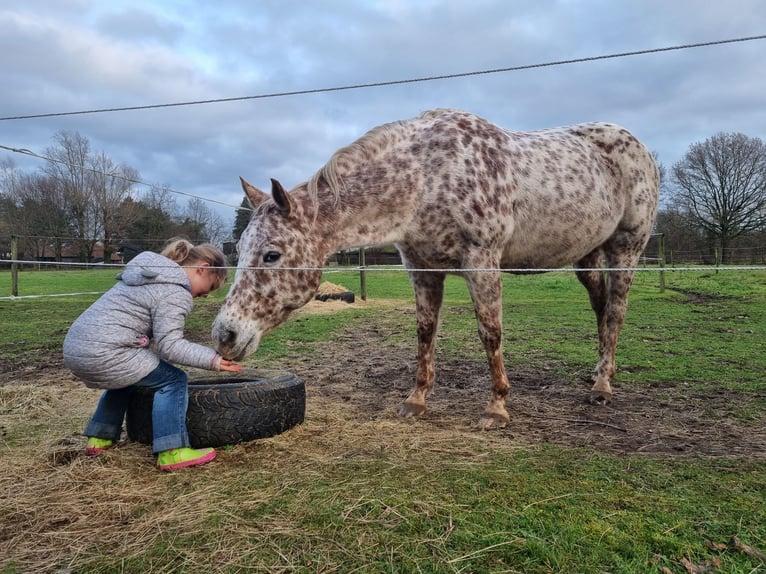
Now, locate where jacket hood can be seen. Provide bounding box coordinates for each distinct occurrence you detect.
[116,251,191,291]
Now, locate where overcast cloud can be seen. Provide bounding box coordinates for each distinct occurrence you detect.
[1,1,765,227]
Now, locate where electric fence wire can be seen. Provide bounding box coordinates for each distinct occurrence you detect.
[2,259,766,302]
[1,34,764,121]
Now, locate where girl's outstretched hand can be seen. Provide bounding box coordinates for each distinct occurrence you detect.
[219,359,244,372]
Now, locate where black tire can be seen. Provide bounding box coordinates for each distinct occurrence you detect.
[314,291,355,303]
[125,372,305,448]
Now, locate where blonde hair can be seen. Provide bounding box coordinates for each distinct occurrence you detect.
[161,238,228,291]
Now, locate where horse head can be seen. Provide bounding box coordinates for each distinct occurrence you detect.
[212,177,324,361]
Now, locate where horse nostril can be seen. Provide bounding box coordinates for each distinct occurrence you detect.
[215,326,237,347]
[222,329,237,346]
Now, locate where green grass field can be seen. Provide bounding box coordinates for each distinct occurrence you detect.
[1,266,765,573]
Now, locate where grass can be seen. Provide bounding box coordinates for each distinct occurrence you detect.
[2,265,765,399]
[1,266,765,573]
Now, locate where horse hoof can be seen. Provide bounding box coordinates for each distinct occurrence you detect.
[398,402,426,418]
[588,391,612,406]
[478,413,509,430]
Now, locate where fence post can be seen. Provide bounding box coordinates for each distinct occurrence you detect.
[11,234,18,297]
[657,233,665,293]
[359,247,367,301]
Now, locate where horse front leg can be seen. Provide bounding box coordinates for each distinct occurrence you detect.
[398,271,445,418]
[466,271,510,430]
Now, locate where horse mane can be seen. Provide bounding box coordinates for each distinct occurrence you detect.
[304,121,393,206]
[300,109,461,221]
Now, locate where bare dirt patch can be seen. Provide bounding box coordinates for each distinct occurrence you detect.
[1,301,764,460]
[278,315,766,459]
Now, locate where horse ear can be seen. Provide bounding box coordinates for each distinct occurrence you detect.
[270,178,294,216]
[239,177,269,208]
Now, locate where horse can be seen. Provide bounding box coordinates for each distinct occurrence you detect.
[212,108,659,429]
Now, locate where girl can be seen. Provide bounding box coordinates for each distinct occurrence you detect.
[63,238,243,471]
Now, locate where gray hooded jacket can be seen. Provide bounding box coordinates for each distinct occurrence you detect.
[63,251,220,389]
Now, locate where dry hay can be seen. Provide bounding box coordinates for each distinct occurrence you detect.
[0,385,58,416]
[296,298,359,315]
[2,437,230,573]
[294,281,361,315]
[0,385,497,573]
[315,281,350,295]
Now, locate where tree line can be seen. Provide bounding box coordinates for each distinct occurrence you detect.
[658,132,766,264]
[2,129,766,267]
[0,130,229,266]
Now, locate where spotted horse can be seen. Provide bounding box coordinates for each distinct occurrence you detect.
[212,108,660,429]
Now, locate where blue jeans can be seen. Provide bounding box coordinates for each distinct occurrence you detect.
[84,360,190,453]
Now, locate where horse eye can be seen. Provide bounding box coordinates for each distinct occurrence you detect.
[263,251,281,264]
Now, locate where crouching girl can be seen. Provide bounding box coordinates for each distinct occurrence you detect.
[63,238,243,470]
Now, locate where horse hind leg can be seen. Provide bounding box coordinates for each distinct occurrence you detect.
[575,249,611,403]
[578,243,641,405]
[575,249,606,315]
[398,271,445,418]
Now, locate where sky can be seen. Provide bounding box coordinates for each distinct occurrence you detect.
[1,1,765,230]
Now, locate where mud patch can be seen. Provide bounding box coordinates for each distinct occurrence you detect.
[669,287,726,305]
[278,316,766,459]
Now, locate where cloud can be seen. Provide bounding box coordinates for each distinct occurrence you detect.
[1,0,765,227]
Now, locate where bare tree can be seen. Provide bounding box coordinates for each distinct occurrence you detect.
[143,184,179,217]
[0,157,18,195]
[42,131,144,263]
[19,173,70,263]
[0,157,19,261]
[653,154,670,204]
[0,168,71,264]
[88,152,139,263]
[44,131,94,261]
[183,197,228,246]
[670,132,766,263]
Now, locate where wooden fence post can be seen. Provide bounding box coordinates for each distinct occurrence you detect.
[359,247,367,301]
[657,233,665,293]
[11,234,18,297]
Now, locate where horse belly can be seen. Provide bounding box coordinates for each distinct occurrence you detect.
[498,159,627,270]
[501,206,620,270]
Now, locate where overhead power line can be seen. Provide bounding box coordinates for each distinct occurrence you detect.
[1,34,764,122]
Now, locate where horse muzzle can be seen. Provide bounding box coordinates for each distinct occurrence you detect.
[211,320,260,361]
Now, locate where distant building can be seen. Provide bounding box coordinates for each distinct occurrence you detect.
[36,241,123,264]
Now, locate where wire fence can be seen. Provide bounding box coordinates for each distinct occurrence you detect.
[2,256,765,302]
[4,231,766,302]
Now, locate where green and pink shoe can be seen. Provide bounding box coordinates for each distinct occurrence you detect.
[85,437,114,455]
[157,447,216,471]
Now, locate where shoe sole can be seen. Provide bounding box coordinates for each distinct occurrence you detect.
[158,449,216,471]
[85,446,112,456]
